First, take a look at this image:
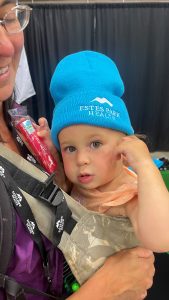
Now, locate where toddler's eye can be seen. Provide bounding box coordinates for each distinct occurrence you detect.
[91,141,102,149]
[65,146,76,153]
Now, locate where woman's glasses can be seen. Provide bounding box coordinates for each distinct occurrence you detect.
[0,5,32,34]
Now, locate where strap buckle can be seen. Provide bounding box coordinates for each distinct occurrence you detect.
[43,172,56,188]
[38,173,63,205]
[0,274,25,299]
[0,273,6,288]
[43,261,52,283]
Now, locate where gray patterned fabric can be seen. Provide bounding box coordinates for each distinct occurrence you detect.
[59,192,139,284]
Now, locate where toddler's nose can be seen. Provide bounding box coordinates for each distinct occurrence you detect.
[76,150,90,166]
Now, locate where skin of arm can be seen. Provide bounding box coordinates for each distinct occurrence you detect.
[117,135,169,252]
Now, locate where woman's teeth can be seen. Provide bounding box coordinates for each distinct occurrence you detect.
[0,66,8,75]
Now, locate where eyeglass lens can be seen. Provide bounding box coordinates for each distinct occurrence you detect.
[4,6,30,33]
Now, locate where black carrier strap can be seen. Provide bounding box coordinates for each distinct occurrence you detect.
[0,178,15,274]
[0,156,77,246]
[0,274,65,300]
[0,159,52,283]
[0,157,70,299]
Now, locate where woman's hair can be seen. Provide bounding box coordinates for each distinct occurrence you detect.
[0,98,13,143]
[3,95,14,129]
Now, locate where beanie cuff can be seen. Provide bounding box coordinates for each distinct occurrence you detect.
[51,90,134,149]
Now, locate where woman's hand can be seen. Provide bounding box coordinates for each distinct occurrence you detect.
[69,247,155,300]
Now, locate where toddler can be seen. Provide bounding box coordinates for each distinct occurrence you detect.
[48,50,169,253]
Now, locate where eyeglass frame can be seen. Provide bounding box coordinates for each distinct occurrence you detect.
[0,4,32,34]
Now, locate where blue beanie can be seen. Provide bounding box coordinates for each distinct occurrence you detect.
[50,50,134,149]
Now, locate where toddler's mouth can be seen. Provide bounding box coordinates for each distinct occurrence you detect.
[78,174,93,184]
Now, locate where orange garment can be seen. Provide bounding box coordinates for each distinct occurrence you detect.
[71,167,137,214]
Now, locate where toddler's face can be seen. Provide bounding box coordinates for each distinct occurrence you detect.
[58,125,125,191]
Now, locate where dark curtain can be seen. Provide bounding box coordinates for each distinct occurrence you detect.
[24,3,169,152]
[24,4,95,126]
[95,4,169,152]
[24,3,169,300]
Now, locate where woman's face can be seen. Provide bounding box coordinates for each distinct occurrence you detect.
[0,0,24,102]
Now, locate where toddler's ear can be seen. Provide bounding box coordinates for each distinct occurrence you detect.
[121,154,129,167]
[115,149,122,161]
[113,146,122,162]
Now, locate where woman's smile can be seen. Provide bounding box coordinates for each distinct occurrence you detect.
[0,65,8,75]
[0,65,9,82]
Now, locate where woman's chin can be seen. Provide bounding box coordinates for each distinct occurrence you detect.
[0,85,13,102]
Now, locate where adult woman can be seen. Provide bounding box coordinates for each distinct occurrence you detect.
[0,0,155,299]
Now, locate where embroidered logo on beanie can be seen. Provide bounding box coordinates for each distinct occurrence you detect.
[91,97,113,107]
[79,98,120,120]
[50,50,134,149]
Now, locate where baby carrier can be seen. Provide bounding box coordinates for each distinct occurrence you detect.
[0,143,139,298]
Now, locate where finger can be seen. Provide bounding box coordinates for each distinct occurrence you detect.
[37,129,50,137]
[38,117,49,128]
[121,135,138,142]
